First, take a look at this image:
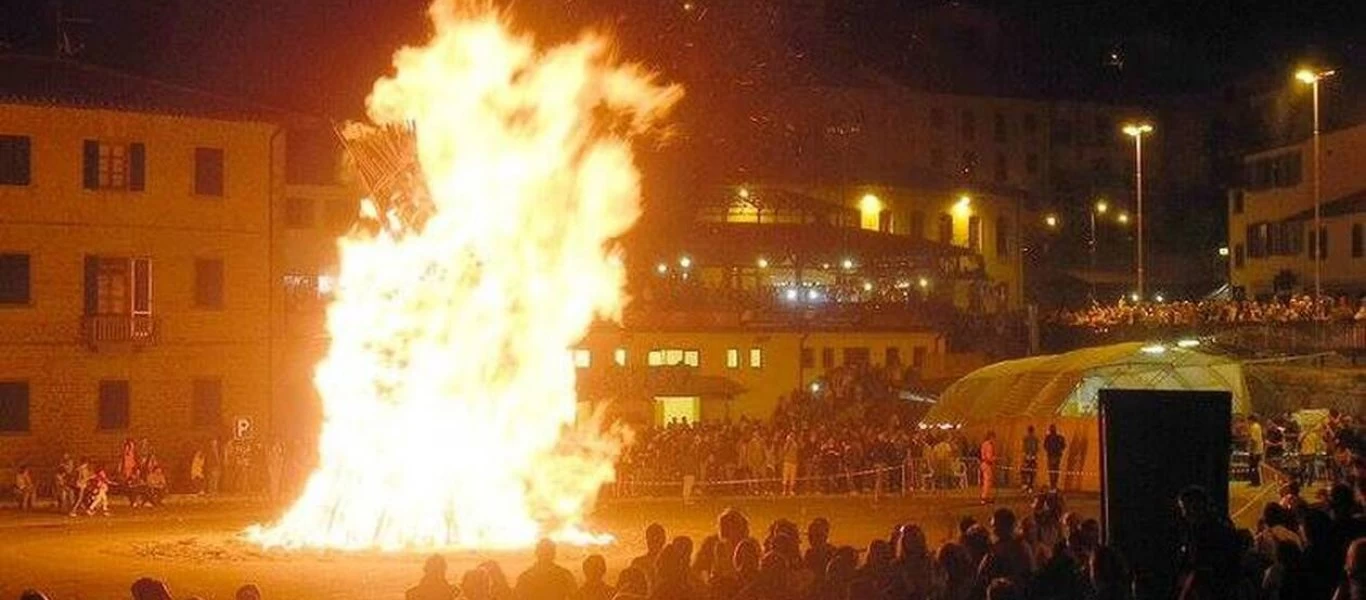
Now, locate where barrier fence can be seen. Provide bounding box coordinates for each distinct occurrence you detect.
[608,457,1098,499]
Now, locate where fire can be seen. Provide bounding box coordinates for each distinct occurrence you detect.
[248,0,680,551]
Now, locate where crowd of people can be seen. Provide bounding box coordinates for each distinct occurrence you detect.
[19,484,1364,600]
[9,436,307,515]
[1054,295,1366,333]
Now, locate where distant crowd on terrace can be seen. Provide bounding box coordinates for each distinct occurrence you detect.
[1054,295,1366,333]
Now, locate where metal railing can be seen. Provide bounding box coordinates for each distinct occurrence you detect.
[81,314,158,347]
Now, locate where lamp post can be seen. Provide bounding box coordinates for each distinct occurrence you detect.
[1296,68,1336,303]
[1089,200,1108,303]
[1123,123,1154,301]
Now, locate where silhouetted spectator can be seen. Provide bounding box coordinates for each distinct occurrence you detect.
[130,578,173,600]
[235,584,262,600]
[515,539,576,600]
[1333,538,1366,600]
[979,508,1034,589]
[630,523,667,586]
[1175,486,1240,599]
[1089,546,1132,600]
[407,554,457,600]
[612,567,648,600]
[463,567,494,600]
[985,577,1022,600]
[19,590,50,600]
[576,554,614,600]
[804,518,835,579]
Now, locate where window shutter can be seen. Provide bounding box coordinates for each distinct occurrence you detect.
[83,256,99,315]
[129,143,146,191]
[83,140,99,189]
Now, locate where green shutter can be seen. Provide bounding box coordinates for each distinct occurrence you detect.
[83,140,99,189]
[129,143,146,191]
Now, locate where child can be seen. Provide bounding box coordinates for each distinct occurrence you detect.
[85,468,110,516]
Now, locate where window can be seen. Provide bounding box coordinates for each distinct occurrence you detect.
[912,347,927,368]
[1244,152,1303,190]
[993,153,1008,182]
[726,348,739,369]
[83,140,145,191]
[843,347,870,365]
[995,217,1010,258]
[1246,223,1268,259]
[1353,224,1363,258]
[614,348,627,367]
[573,349,591,368]
[648,349,699,367]
[195,259,224,309]
[960,110,976,140]
[286,197,315,229]
[0,135,31,185]
[910,211,926,241]
[194,147,224,196]
[1318,227,1328,260]
[961,151,978,178]
[1231,192,1244,214]
[192,378,222,430]
[929,108,945,130]
[0,381,29,432]
[98,380,130,430]
[83,256,151,316]
[749,348,763,368]
[1234,244,1245,269]
[1023,114,1038,137]
[939,214,953,244]
[968,216,983,251]
[821,348,834,368]
[930,148,944,170]
[993,112,1007,143]
[800,347,814,369]
[1026,153,1039,175]
[0,253,31,305]
[885,347,901,366]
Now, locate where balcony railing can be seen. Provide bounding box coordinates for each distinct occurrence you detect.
[81,314,158,349]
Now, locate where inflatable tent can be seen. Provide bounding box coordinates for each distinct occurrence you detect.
[924,342,1248,490]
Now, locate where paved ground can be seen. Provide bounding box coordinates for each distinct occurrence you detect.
[0,485,1270,599]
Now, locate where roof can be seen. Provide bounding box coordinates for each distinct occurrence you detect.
[925,342,1250,423]
[1284,188,1366,221]
[0,54,302,123]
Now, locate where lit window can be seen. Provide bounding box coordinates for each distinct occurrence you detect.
[573,349,591,368]
[614,347,627,366]
[749,348,763,368]
[648,348,700,368]
[726,348,739,369]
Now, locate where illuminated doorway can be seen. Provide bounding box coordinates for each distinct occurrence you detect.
[654,395,700,426]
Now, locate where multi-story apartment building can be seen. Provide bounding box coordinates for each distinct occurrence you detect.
[1227,121,1366,297]
[0,56,351,473]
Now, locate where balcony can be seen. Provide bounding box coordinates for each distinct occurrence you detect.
[81,314,158,350]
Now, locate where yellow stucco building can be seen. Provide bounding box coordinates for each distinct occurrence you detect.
[1228,121,1366,297]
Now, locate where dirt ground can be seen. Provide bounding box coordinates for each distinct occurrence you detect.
[0,485,1269,600]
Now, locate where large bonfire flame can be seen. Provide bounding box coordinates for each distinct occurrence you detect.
[249,0,680,551]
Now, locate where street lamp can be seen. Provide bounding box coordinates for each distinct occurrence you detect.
[1296,67,1336,302]
[1089,200,1109,302]
[1123,122,1154,300]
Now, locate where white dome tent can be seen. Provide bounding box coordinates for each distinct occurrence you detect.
[925,341,1248,490]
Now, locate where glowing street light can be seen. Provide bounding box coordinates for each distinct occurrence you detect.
[1044,214,1059,229]
[841,258,854,270]
[917,276,930,289]
[1218,246,1230,257]
[738,186,750,200]
[756,257,769,269]
[655,262,668,275]
[862,281,874,292]
[1297,67,1337,302]
[1089,199,1110,302]
[1117,212,1130,225]
[1123,122,1154,300]
[678,255,692,269]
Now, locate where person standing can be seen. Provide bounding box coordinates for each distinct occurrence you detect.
[190,448,206,495]
[267,441,285,504]
[781,433,800,496]
[14,465,36,511]
[69,457,93,516]
[1021,426,1040,493]
[54,456,74,513]
[85,468,111,516]
[1247,415,1265,487]
[1043,424,1066,490]
[979,431,998,504]
[406,554,457,600]
[205,439,222,496]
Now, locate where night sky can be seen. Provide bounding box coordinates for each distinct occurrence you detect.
[2,0,1364,117]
